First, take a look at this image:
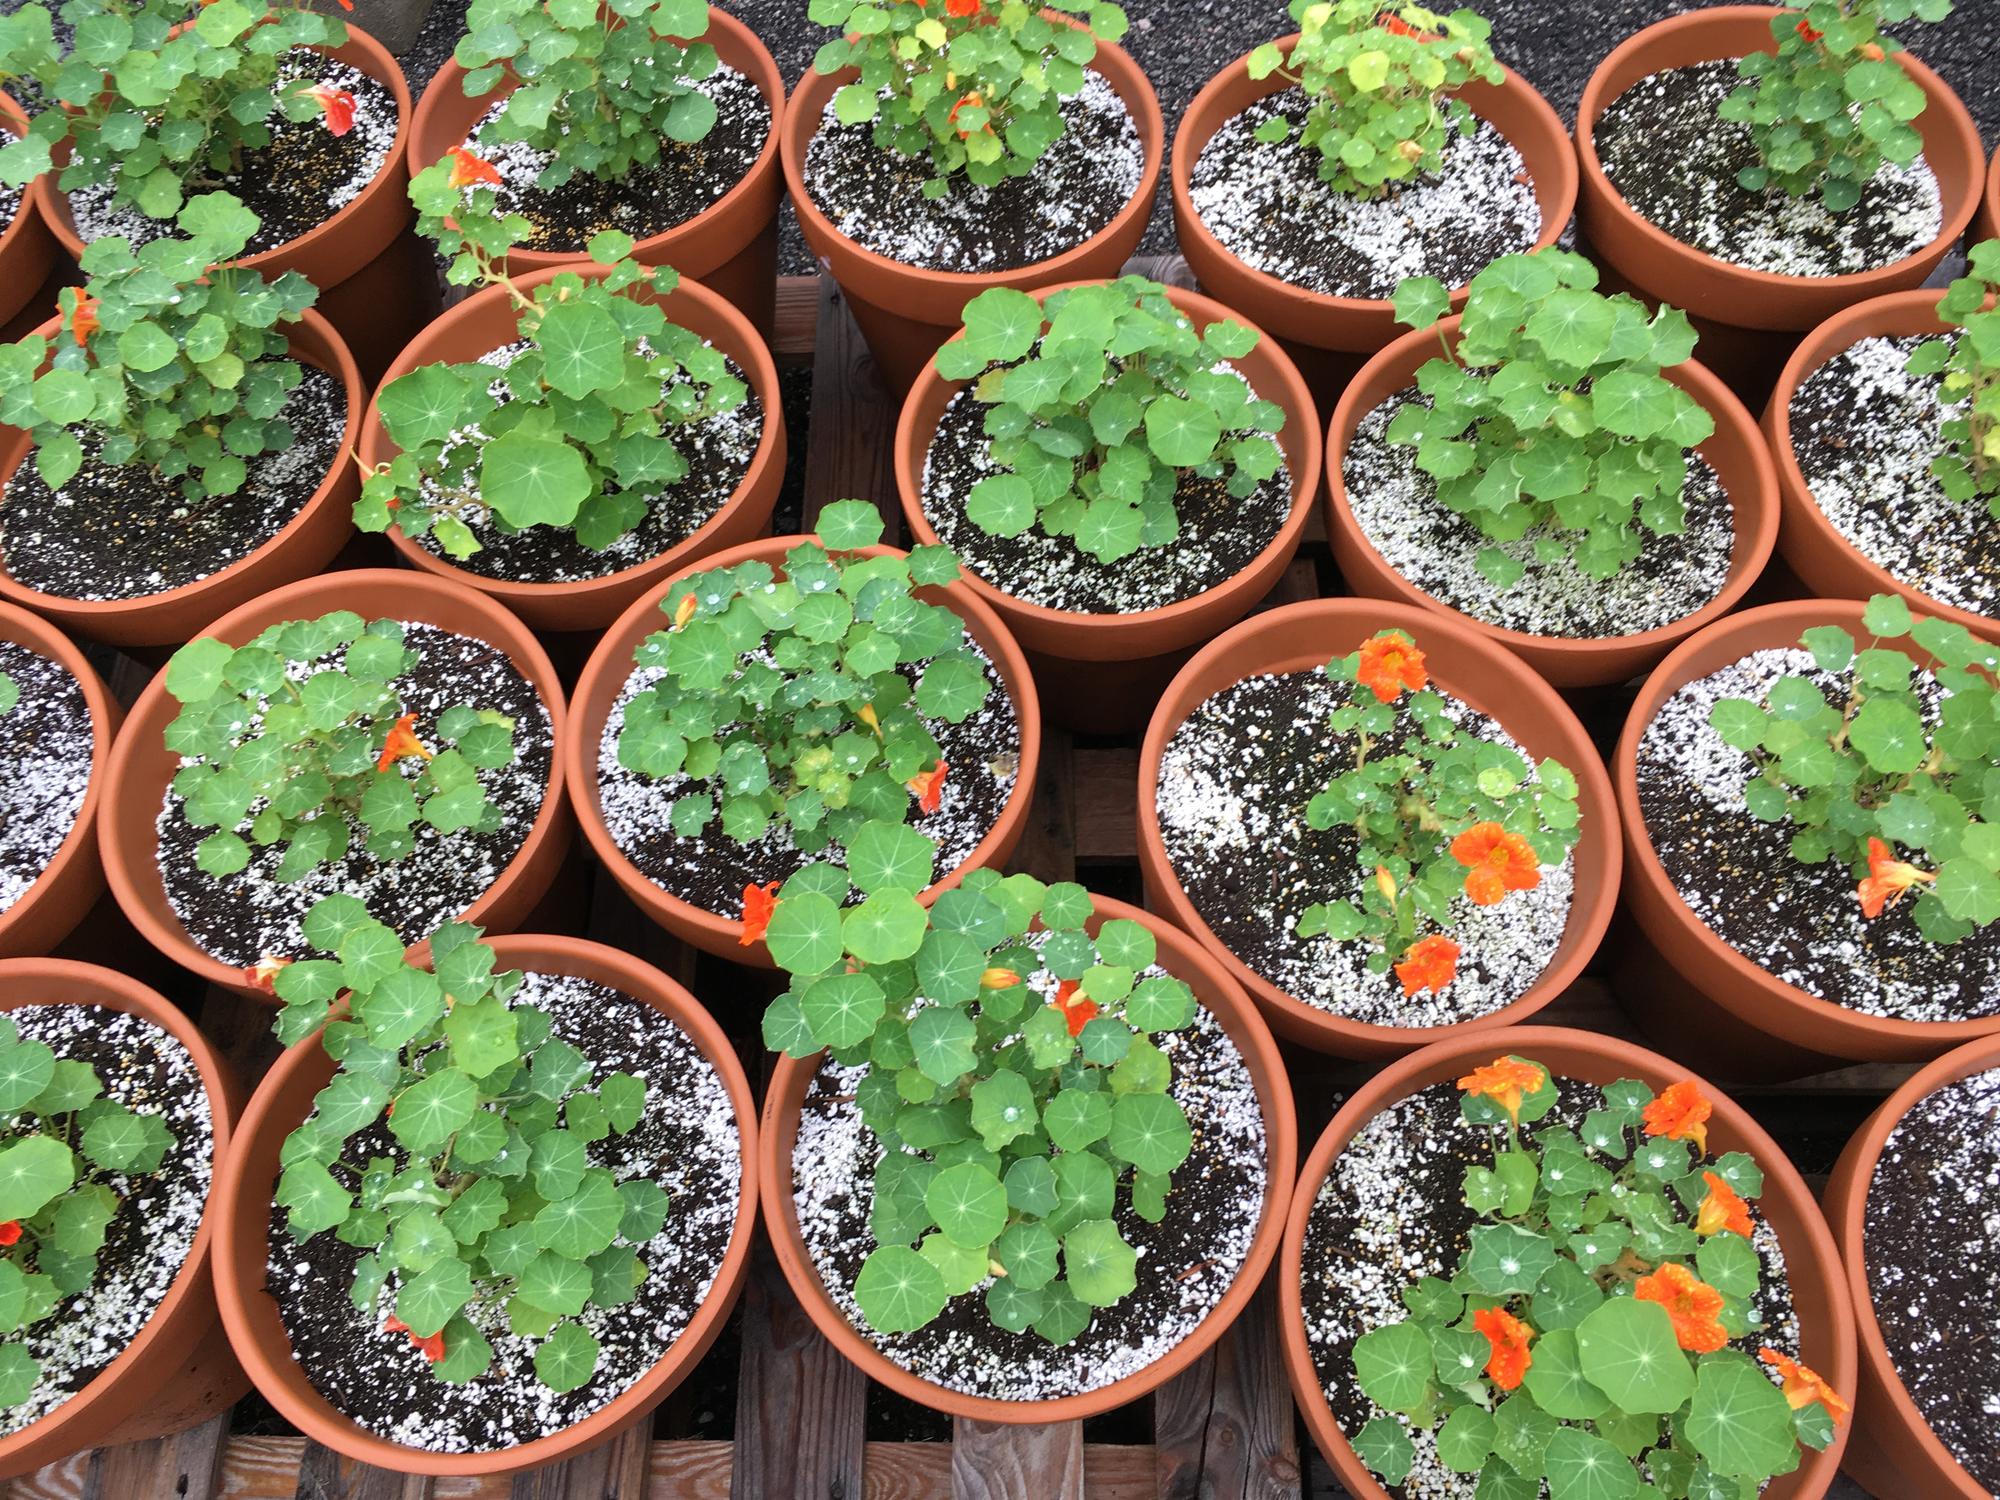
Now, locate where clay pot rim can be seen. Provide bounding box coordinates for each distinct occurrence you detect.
[0,958,237,1474]
[210,933,761,1476]
[97,567,569,996]
[1980,143,1998,243]
[28,24,413,276]
[779,21,1164,294]
[1614,597,2000,1053]
[562,534,1044,961]
[1135,595,1622,1056]
[356,261,785,614]
[0,308,365,630]
[1324,314,1780,667]
[1,90,39,253]
[757,892,1298,1424]
[894,279,1323,640]
[1168,41,1578,318]
[1280,1022,1856,1500]
[1574,4,1984,297]
[407,7,783,272]
[1826,1032,2000,1500]
[0,599,118,952]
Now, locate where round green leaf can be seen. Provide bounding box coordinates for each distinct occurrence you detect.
[1575,1296,1694,1414]
[924,1162,1007,1249]
[853,1245,948,1333]
[1062,1218,1136,1307]
[1352,1320,1433,1414]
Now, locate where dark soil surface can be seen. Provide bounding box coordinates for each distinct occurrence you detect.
[0,638,92,917]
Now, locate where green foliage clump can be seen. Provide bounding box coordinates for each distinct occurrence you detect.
[0,674,15,717]
[163,611,519,884]
[0,1013,177,1407]
[1720,0,1950,213]
[1906,237,2000,513]
[452,0,719,189]
[616,501,991,852]
[1706,592,2000,941]
[762,862,1197,1343]
[0,193,317,502]
[1387,250,1715,588]
[270,901,666,1392]
[807,0,1127,196]
[0,0,349,221]
[1245,0,1500,196]
[938,276,1285,564]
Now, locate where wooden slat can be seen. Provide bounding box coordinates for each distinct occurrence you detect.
[726,1251,867,1500]
[948,1419,1082,1500]
[773,276,820,362]
[507,1422,650,1500]
[1152,1278,1299,1500]
[288,1444,434,1499]
[71,1412,231,1500]
[1072,748,1138,864]
[801,277,902,536]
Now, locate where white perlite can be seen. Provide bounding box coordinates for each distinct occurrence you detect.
[0,643,92,917]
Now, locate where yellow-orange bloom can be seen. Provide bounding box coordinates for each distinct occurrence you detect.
[1451,822,1541,907]
[1455,1055,1546,1124]
[1395,934,1459,997]
[671,593,698,630]
[1643,1080,1712,1155]
[739,881,780,947]
[1759,1348,1852,1424]
[1696,1171,1752,1238]
[1356,630,1428,702]
[1635,1263,1728,1353]
[445,145,502,190]
[1472,1305,1534,1390]
[907,759,948,814]
[1857,837,1934,919]
[375,712,432,772]
[978,967,1020,989]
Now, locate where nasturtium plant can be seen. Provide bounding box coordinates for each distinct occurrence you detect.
[0,674,15,717]
[0,1013,177,1408]
[1245,0,1501,196]
[1906,236,2000,514]
[806,0,1127,196]
[162,611,519,884]
[0,0,353,222]
[1386,250,1715,587]
[1348,1056,1849,1494]
[268,902,665,1392]
[762,863,1199,1343]
[616,501,990,853]
[1705,592,2000,942]
[936,275,1286,564]
[0,192,318,502]
[1292,631,1580,996]
[1720,0,1950,213]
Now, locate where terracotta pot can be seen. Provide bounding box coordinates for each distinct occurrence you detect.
[0,601,119,959]
[408,8,785,338]
[759,893,1296,1423]
[565,536,1041,965]
[1136,597,1620,1059]
[1616,599,2000,1074]
[212,933,759,1477]
[0,95,56,333]
[1763,288,1995,639]
[98,568,571,997]
[358,262,786,634]
[781,25,1164,394]
[0,959,244,1479]
[1325,315,1779,689]
[1282,1024,1854,1500]
[1575,6,1984,334]
[1171,42,1576,356]
[0,308,363,648]
[1978,143,1998,247]
[1822,1033,2000,1500]
[897,280,1322,730]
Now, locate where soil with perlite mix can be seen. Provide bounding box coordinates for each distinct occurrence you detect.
[0,640,93,917]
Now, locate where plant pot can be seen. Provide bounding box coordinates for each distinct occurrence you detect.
[0,94,56,334]
[1136,596,1620,1059]
[1821,1034,2000,1500]
[1978,143,1998,247]
[565,536,1041,965]
[0,308,364,649]
[321,0,434,54]
[0,958,244,1479]
[1281,1023,1854,1500]
[781,26,1164,395]
[407,7,785,339]
[1574,5,1984,334]
[759,893,1296,1423]
[211,934,759,1477]
[1615,599,2000,1075]
[1763,288,1995,639]
[0,600,119,959]
[1325,315,1779,689]
[30,23,428,384]
[98,568,571,997]
[897,280,1321,733]
[358,261,786,635]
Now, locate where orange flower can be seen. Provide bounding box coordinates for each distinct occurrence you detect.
[244,954,293,993]
[305,83,356,137]
[1451,822,1541,907]
[1795,18,1823,42]
[948,92,989,138]
[1456,1055,1545,1124]
[1759,1349,1852,1424]
[1635,1262,1728,1353]
[383,1316,445,1362]
[1857,837,1934,919]
[740,881,780,947]
[65,290,100,347]
[1642,1080,1711,1155]
[1355,630,1428,702]
[375,712,432,772]
[0,1221,20,1247]
[907,759,948,814]
[1696,1171,1752,1238]
[1472,1305,1534,1389]
[445,145,503,191]
[1395,934,1460,997]
[979,967,1020,989]
[1052,978,1098,1037]
[669,591,698,630]
[945,0,979,15]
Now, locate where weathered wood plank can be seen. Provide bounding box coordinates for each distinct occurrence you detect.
[1152,1278,1298,1500]
[507,1421,651,1500]
[948,1419,1082,1500]
[802,277,902,537]
[727,1251,867,1500]
[75,1411,231,1500]
[1073,748,1138,864]
[289,1443,435,1499]
[774,276,820,362]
